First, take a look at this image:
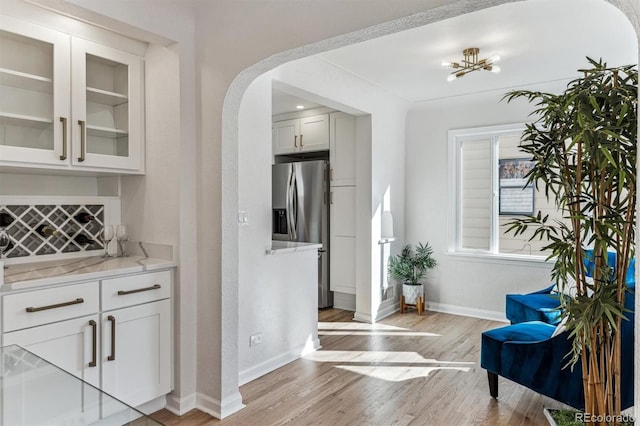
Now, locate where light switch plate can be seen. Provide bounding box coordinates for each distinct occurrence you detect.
[238,210,249,226]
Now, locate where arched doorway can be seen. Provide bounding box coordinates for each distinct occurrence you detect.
[221,0,640,418]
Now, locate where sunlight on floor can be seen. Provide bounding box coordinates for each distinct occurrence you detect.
[303,350,474,382]
[336,365,470,381]
[304,350,475,365]
[318,322,409,331]
[312,321,475,383]
[318,322,441,337]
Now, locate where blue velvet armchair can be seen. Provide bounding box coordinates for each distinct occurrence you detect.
[481,283,635,410]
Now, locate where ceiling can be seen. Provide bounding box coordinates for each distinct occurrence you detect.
[273,0,637,114]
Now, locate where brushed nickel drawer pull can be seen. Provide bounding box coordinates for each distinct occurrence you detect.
[25,298,84,313]
[107,315,116,361]
[117,284,161,296]
[89,319,97,367]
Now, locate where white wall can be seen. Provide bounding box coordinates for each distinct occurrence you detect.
[404,81,574,319]
[236,74,319,383]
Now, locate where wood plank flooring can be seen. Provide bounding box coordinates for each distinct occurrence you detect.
[151,309,564,425]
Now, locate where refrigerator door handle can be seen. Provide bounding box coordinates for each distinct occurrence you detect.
[286,165,293,240]
[286,164,298,241]
[290,170,298,240]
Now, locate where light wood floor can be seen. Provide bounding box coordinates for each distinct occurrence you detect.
[151,308,563,425]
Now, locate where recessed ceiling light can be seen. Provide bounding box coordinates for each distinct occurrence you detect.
[296,105,305,109]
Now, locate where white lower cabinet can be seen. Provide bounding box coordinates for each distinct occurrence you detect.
[0,269,173,417]
[102,299,172,408]
[2,315,101,425]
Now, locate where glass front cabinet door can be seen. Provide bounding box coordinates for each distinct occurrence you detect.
[0,15,144,172]
[0,15,70,165]
[71,38,143,171]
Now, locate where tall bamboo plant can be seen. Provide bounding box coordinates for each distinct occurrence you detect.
[503,58,637,424]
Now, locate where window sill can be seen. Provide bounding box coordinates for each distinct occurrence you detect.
[446,251,553,268]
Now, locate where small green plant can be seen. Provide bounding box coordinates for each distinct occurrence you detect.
[388,242,437,285]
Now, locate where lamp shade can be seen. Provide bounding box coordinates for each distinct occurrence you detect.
[381,211,394,239]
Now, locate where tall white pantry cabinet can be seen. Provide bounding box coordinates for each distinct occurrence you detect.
[0,14,144,172]
[329,112,357,296]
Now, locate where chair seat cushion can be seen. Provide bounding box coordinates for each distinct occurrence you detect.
[481,321,555,374]
[506,293,562,325]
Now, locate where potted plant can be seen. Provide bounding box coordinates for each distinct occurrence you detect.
[504,58,637,424]
[388,242,437,312]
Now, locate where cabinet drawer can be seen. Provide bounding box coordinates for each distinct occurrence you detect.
[3,282,99,333]
[101,270,171,311]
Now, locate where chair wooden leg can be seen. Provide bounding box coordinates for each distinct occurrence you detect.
[400,295,405,314]
[488,371,499,398]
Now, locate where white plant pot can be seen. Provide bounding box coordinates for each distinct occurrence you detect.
[402,283,424,305]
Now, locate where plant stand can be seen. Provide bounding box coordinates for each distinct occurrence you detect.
[400,295,424,315]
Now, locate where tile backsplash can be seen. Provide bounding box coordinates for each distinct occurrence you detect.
[0,204,104,259]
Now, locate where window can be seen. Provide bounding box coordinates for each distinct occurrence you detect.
[448,124,562,258]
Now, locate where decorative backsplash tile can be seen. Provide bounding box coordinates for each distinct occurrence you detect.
[0,204,104,259]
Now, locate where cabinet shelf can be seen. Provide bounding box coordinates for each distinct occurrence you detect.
[86,125,128,139]
[86,87,128,106]
[0,68,53,94]
[0,112,52,129]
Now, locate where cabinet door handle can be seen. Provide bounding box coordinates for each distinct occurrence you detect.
[117,284,161,295]
[59,117,68,160]
[294,135,298,147]
[330,191,333,205]
[300,134,304,147]
[89,319,97,368]
[25,298,84,313]
[78,120,86,162]
[330,168,333,181]
[107,315,116,361]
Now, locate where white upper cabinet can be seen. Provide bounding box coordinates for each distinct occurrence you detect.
[299,114,329,152]
[272,119,300,155]
[71,38,143,170]
[272,114,329,155]
[329,112,356,186]
[0,15,70,165]
[0,15,145,173]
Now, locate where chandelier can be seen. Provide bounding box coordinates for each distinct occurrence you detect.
[441,48,501,81]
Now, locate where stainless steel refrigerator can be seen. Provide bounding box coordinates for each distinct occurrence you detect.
[272,160,332,308]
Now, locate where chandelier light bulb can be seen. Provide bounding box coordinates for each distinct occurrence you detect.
[488,55,501,63]
[447,74,458,82]
[490,65,501,73]
[441,61,452,68]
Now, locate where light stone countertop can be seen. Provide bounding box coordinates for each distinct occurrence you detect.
[2,256,176,292]
[266,240,323,255]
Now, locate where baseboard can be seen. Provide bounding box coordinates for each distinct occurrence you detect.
[375,300,400,321]
[196,390,245,419]
[353,311,372,323]
[333,291,356,311]
[426,301,508,322]
[238,338,321,386]
[165,392,197,416]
